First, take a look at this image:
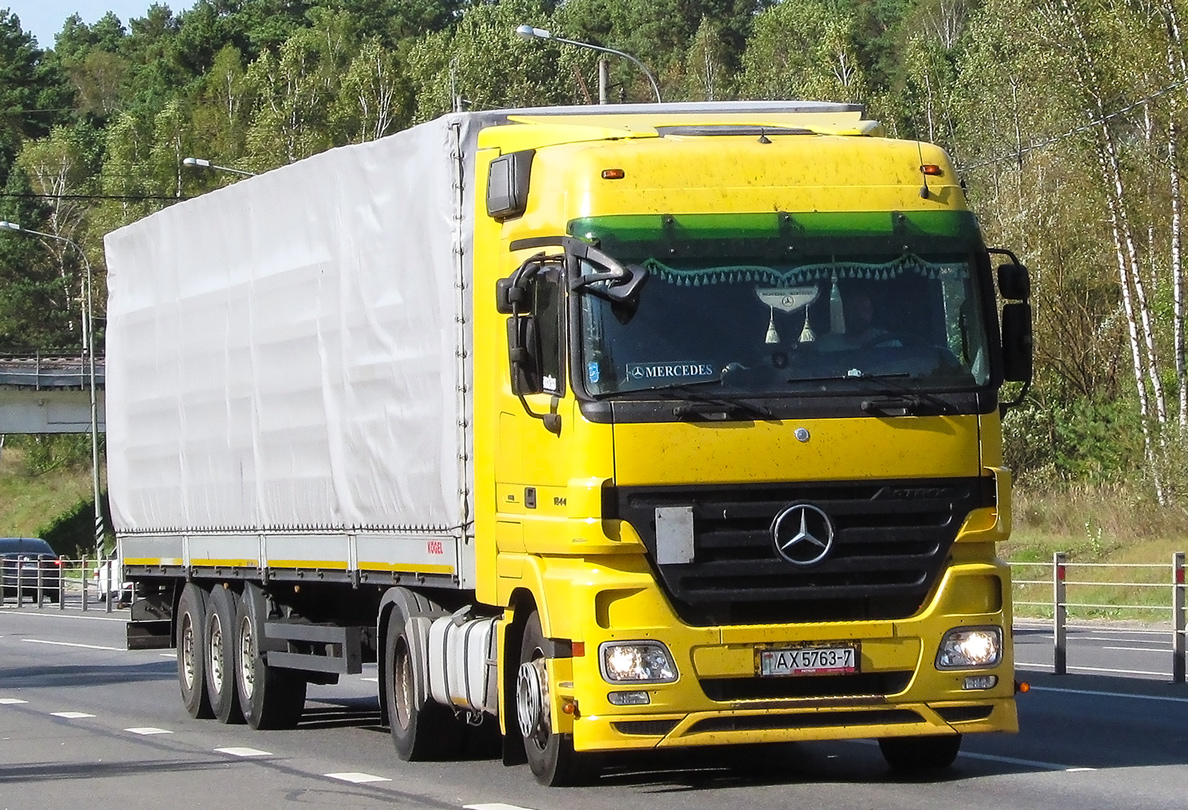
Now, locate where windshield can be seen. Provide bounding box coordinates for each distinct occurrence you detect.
[572,210,993,398]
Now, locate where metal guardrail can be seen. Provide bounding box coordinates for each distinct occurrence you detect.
[1011,552,1187,683]
[0,350,105,389]
[7,552,1185,682]
[0,556,125,613]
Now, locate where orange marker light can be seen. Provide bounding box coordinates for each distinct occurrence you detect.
[601,169,626,180]
[921,164,944,177]
[572,641,586,657]
[1016,680,1030,694]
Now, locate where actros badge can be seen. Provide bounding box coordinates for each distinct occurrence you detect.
[771,503,835,565]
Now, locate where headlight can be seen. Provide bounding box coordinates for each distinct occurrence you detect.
[936,626,1002,670]
[599,641,678,683]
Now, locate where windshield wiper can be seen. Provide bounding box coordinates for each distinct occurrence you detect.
[648,383,772,421]
[791,372,955,416]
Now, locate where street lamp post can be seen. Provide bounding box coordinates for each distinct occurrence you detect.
[514,24,663,104]
[0,220,105,565]
[182,157,257,177]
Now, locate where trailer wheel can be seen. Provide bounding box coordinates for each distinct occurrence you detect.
[204,585,244,724]
[878,734,962,772]
[177,583,214,719]
[235,588,306,729]
[517,611,597,786]
[383,611,464,761]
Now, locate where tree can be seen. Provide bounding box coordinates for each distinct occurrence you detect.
[0,11,71,188]
[738,0,870,103]
[406,0,575,121]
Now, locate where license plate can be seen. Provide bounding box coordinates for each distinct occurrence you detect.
[757,644,858,677]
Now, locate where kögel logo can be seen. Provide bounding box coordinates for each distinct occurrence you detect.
[771,503,835,565]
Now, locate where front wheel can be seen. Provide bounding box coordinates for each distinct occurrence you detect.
[878,734,961,772]
[517,611,598,786]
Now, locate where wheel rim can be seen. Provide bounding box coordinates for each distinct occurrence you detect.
[180,612,196,690]
[516,654,549,748]
[238,616,255,701]
[393,637,413,731]
[209,613,224,693]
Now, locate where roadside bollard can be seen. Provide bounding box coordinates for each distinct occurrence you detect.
[1054,551,1067,675]
[1174,552,1185,685]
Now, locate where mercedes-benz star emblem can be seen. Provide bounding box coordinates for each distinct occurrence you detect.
[771,503,835,565]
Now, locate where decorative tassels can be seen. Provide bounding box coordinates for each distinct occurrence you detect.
[798,312,815,343]
[829,270,845,334]
[765,306,780,344]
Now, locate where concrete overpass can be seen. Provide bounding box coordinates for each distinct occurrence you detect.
[0,352,105,434]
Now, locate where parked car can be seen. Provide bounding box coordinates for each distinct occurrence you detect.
[0,537,62,601]
[93,558,133,604]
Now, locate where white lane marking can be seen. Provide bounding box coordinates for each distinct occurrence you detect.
[160,653,175,659]
[126,727,172,735]
[1027,685,1188,704]
[216,747,273,757]
[325,772,390,784]
[851,740,1093,773]
[958,750,1096,772]
[0,698,29,705]
[51,711,96,719]
[1102,645,1163,653]
[0,610,127,622]
[22,638,124,652]
[361,677,379,683]
[1017,662,1164,677]
[466,804,539,810]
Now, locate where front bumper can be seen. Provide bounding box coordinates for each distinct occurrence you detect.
[536,554,1017,753]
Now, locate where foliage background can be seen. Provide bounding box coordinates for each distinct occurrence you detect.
[4,0,1188,524]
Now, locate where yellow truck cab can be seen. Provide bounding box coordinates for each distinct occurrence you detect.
[106,102,1030,786]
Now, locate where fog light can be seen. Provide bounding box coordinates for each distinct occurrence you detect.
[608,690,651,706]
[599,641,678,683]
[937,626,1002,669]
[963,675,998,690]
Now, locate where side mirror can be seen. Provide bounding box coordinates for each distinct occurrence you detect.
[507,313,543,395]
[1001,301,1033,383]
[486,150,535,221]
[495,276,530,315]
[996,262,1030,301]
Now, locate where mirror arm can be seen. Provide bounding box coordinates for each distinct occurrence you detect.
[999,377,1032,416]
[517,390,561,434]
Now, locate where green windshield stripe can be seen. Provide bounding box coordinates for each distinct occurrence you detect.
[568,210,983,247]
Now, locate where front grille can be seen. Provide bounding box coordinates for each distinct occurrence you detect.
[700,671,913,701]
[935,705,994,724]
[612,477,991,625]
[612,719,680,736]
[688,708,923,734]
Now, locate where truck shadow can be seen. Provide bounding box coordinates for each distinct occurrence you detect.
[0,662,174,689]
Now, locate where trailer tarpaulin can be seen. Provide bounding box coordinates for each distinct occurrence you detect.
[104,117,475,539]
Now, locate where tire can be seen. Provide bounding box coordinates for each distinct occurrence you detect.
[177,583,214,719]
[879,734,962,772]
[383,604,466,761]
[204,584,245,724]
[517,611,598,786]
[234,587,307,729]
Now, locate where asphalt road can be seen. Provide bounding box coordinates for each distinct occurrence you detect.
[2,606,1187,810]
